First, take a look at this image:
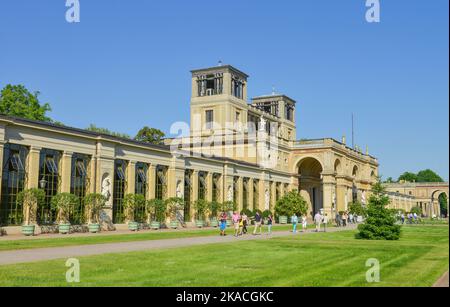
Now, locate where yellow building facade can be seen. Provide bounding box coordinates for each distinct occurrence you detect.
[0,64,379,230]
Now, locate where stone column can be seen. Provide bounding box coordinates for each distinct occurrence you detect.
[258,173,266,211]
[206,172,213,202]
[127,161,136,195]
[191,171,199,222]
[248,178,254,211]
[237,177,243,211]
[60,151,73,193]
[147,164,156,200]
[27,146,42,189]
[270,182,276,211]
[322,174,335,218]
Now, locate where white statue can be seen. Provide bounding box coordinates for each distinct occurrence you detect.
[227,186,233,202]
[361,191,366,205]
[101,178,111,201]
[265,189,270,210]
[259,117,267,132]
[176,180,183,198]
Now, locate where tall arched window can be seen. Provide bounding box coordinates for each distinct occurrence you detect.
[198,172,207,201]
[155,166,167,200]
[184,170,192,222]
[38,149,61,224]
[70,154,90,225]
[1,144,28,226]
[113,160,127,224]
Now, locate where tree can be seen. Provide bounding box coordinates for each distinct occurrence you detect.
[410,206,422,216]
[416,169,444,183]
[398,172,418,183]
[135,126,165,145]
[0,84,52,121]
[86,124,131,139]
[275,191,308,218]
[356,182,401,240]
[348,201,367,217]
[384,177,395,183]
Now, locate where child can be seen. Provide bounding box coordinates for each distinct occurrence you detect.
[267,214,273,235]
[238,218,244,236]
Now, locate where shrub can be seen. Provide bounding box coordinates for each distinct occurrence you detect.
[262,210,272,219]
[51,193,79,224]
[166,197,184,221]
[410,206,422,216]
[348,201,367,217]
[17,189,45,226]
[123,194,147,223]
[356,182,401,241]
[221,201,237,213]
[275,191,308,218]
[240,208,253,217]
[193,199,209,220]
[209,201,221,218]
[146,199,167,223]
[84,193,107,224]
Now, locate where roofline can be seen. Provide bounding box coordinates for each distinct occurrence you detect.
[190,65,249,78]
[251,94,297,104]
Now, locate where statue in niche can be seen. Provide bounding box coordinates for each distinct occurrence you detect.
[265,189,270,210]
[227,186,233,202]
[259,117,267,132]
[176,180,183,198]
[101,177,111,202]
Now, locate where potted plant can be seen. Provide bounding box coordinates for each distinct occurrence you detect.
[209,201,221,227]
[166,197,184,229]
[84,193,107,233]
[17,189,45,236]
[222,201,236,227]
[51,193,79,234]
[123,194,145,231]
[193,199,209,228]
[275,191,308,224]
[147,199,167,230]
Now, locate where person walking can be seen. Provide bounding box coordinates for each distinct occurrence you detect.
[253,211,262,235]
[232,211,241,237]
[267,214,273,235]
[242,212,248,235]
[342,212,348,227]
[301,214,308,232]
[323,214,328,232]
[314,211,322,232]
[219,211,227,236]
[291,213,299,233]
[348,213,353,225]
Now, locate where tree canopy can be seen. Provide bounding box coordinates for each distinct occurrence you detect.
[0,84,52,122]
[398,169,444,183]
[135,126,165,145]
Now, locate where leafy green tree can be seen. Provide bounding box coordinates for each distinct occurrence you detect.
[356,182,401,240]
[193,199,209,221]
[275,191,308,218]
[50,193,79,224]
[348,201,367,217]
[416,169,444,183]
[410,206,422,216]
[0,84,52,121]
[398,172,418,183]
[384,177,395,183]
[86,124,131,139]
[135,126,166,145]
[146,199,167,223]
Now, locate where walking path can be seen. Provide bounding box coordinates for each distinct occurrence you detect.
[0,226,355,266]
[433,271,449,287]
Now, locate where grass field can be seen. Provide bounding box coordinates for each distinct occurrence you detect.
[0,225,298,252]
[0,225,447,287]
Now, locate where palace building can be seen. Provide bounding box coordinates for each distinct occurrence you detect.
[0,64,379,230]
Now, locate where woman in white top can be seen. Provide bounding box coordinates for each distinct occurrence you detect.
[302,215,308,232]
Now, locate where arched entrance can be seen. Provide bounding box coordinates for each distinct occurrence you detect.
[432,190,449,218]
[297,157,323,217]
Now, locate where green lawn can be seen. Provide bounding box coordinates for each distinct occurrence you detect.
[0,225,447,287]
[0,224,298,252]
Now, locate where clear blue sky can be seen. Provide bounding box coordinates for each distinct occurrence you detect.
[0,0,448,180]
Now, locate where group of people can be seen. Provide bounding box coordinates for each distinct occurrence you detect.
[220,210,335,237]
[219,211,274,237]
[399,212,419,224]
[335,211,358,227]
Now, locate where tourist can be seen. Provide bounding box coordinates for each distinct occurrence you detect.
[238,218,244,236]
[342,212,347,227]
[219,211,227,236]
[335,212,341,227]
[413,212,418,224]
[253,211,262,235]
[302,214,308,232]
[314,211,322,232]
[348,213,354,225]
[401,213,405,224]
[267,214,273,235]
[242,212,249,235]
[408,213,413,224]
[232,211,240,237]
[291,213,299,233]
[323,214,328,232]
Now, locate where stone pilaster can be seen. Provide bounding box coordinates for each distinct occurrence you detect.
[27,146,42,189]
[127,161,136,195]
[60,151,73,193]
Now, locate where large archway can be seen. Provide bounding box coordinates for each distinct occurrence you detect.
[432,190,449,218]
[297,157,323,218]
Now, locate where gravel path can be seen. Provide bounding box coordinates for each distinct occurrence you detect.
[433,271,449,287]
